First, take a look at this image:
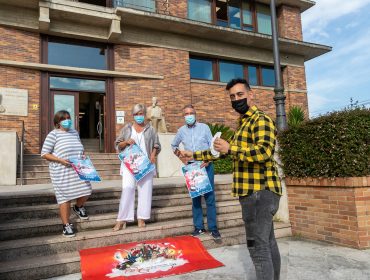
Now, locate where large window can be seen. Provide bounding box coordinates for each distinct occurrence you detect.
[219,61,243,83]
[189,57,214,80]
[188,0,212,23]
[50,77,106,92]
[190,56,276,87]
[188,0,272,35]
[48,38,107,70]
[256,3,272,35]
[113,0,155,12]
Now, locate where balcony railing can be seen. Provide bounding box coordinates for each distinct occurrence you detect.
[113,0,169,14]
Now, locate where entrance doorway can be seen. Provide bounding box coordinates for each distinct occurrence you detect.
[51,90,105,153]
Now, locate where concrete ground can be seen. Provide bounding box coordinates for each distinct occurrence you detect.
[48,237,370,280]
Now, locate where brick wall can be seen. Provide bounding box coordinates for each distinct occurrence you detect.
[287,177,370,249]
[0,27,40,154]
[114,45,191,135]
[168,0,187,19]
[283,65,308,116]
[278,5,303,41]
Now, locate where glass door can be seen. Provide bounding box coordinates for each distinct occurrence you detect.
[51,91,79,131]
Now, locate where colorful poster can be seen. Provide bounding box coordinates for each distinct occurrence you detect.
[79,236,224,280]
[182,162,213,198]
[118,144,155,182]
[69,157,101,182]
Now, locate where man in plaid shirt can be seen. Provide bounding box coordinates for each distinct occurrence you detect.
[182,78,282,280]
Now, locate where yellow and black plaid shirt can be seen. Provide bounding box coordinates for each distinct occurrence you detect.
[193,106,282,197]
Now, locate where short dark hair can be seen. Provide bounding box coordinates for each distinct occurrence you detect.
[183,104,195,110]
[225,78,251,91]
[53,110,70,128]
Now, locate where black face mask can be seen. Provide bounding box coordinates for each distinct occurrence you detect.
[231,98,249,115]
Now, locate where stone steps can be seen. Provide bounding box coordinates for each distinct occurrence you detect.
[18,153,120,185]
[1,182,229,207]
[21,162,121,172]
[0,223,292,280]
[0,178,292,280]
[0,200,240,241]
[0,190,235,221]
[17,175,122,185]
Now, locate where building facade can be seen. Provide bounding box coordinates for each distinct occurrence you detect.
[0,0,331,154]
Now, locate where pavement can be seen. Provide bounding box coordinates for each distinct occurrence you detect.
[47,237,370,280]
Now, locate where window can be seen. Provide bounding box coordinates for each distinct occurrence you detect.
[50,77,106,92]
[242,0,253,31]
[261,67,275,87]
[256,3,272,35]
[247,65,258,86]
[187,1,272,35]
[48,39,107,70]
[216,0,228,27]
[113,0,155,12]
[189,58,214,80]
[228,0,242,29]
[79,0,108,7]
[188,0,212,23]
[219,61,243,83]
[190,56,277,87]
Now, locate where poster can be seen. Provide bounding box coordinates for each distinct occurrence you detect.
[182,162,213,198]
[118,144,155,182]
[69,157,101,182]
[80,236,224,280]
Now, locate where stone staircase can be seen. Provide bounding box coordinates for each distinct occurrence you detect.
[0,180,292,279]
[17,153,121,185]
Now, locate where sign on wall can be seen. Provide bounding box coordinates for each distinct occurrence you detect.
[0,88,28,117]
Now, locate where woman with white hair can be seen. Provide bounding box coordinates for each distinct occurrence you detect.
[113,104,161,231]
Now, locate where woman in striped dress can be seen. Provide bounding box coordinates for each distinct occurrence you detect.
[41,110,92,237]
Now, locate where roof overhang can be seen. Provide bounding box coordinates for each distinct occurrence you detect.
[117,8,331,62]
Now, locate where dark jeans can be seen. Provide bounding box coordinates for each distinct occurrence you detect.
[192,163,218,231]
[239,190,281,280]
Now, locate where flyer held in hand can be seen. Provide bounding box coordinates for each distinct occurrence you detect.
[118,143,155,182]
[182,162,212,198]
[69,157,101,182]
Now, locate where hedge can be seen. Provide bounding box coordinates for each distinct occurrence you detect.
[278,108,370,178]
[214,156,233,174]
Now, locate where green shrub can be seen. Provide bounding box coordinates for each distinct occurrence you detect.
[287,106,305,128]
[214,156,233,174]
[207,123,234,174]
[278,108,370,178]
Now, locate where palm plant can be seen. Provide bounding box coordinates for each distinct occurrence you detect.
[207,123,234,142]
[287,106,305,128]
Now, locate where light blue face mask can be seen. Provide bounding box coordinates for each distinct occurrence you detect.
[185,114,196,125]
[60,119,72,130]
[134,115,145,124]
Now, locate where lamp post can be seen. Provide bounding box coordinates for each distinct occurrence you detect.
[270,0,288,131]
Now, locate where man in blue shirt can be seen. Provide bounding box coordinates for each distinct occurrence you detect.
[171,105,221,240]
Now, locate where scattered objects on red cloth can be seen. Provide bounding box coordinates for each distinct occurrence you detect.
[80,235,224,280]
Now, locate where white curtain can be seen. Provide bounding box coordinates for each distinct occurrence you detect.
[256,3,272,35]
[188,0,212,23]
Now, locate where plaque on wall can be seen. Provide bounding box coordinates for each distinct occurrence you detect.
[0,88,28,117]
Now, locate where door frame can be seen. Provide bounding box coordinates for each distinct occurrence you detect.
[40,73,116,153]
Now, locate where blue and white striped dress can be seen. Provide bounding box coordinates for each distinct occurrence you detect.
[41,129,92,204]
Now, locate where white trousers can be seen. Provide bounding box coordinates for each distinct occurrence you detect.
[116,168,154,222]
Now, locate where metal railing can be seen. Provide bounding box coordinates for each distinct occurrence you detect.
[113,0,169,14]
